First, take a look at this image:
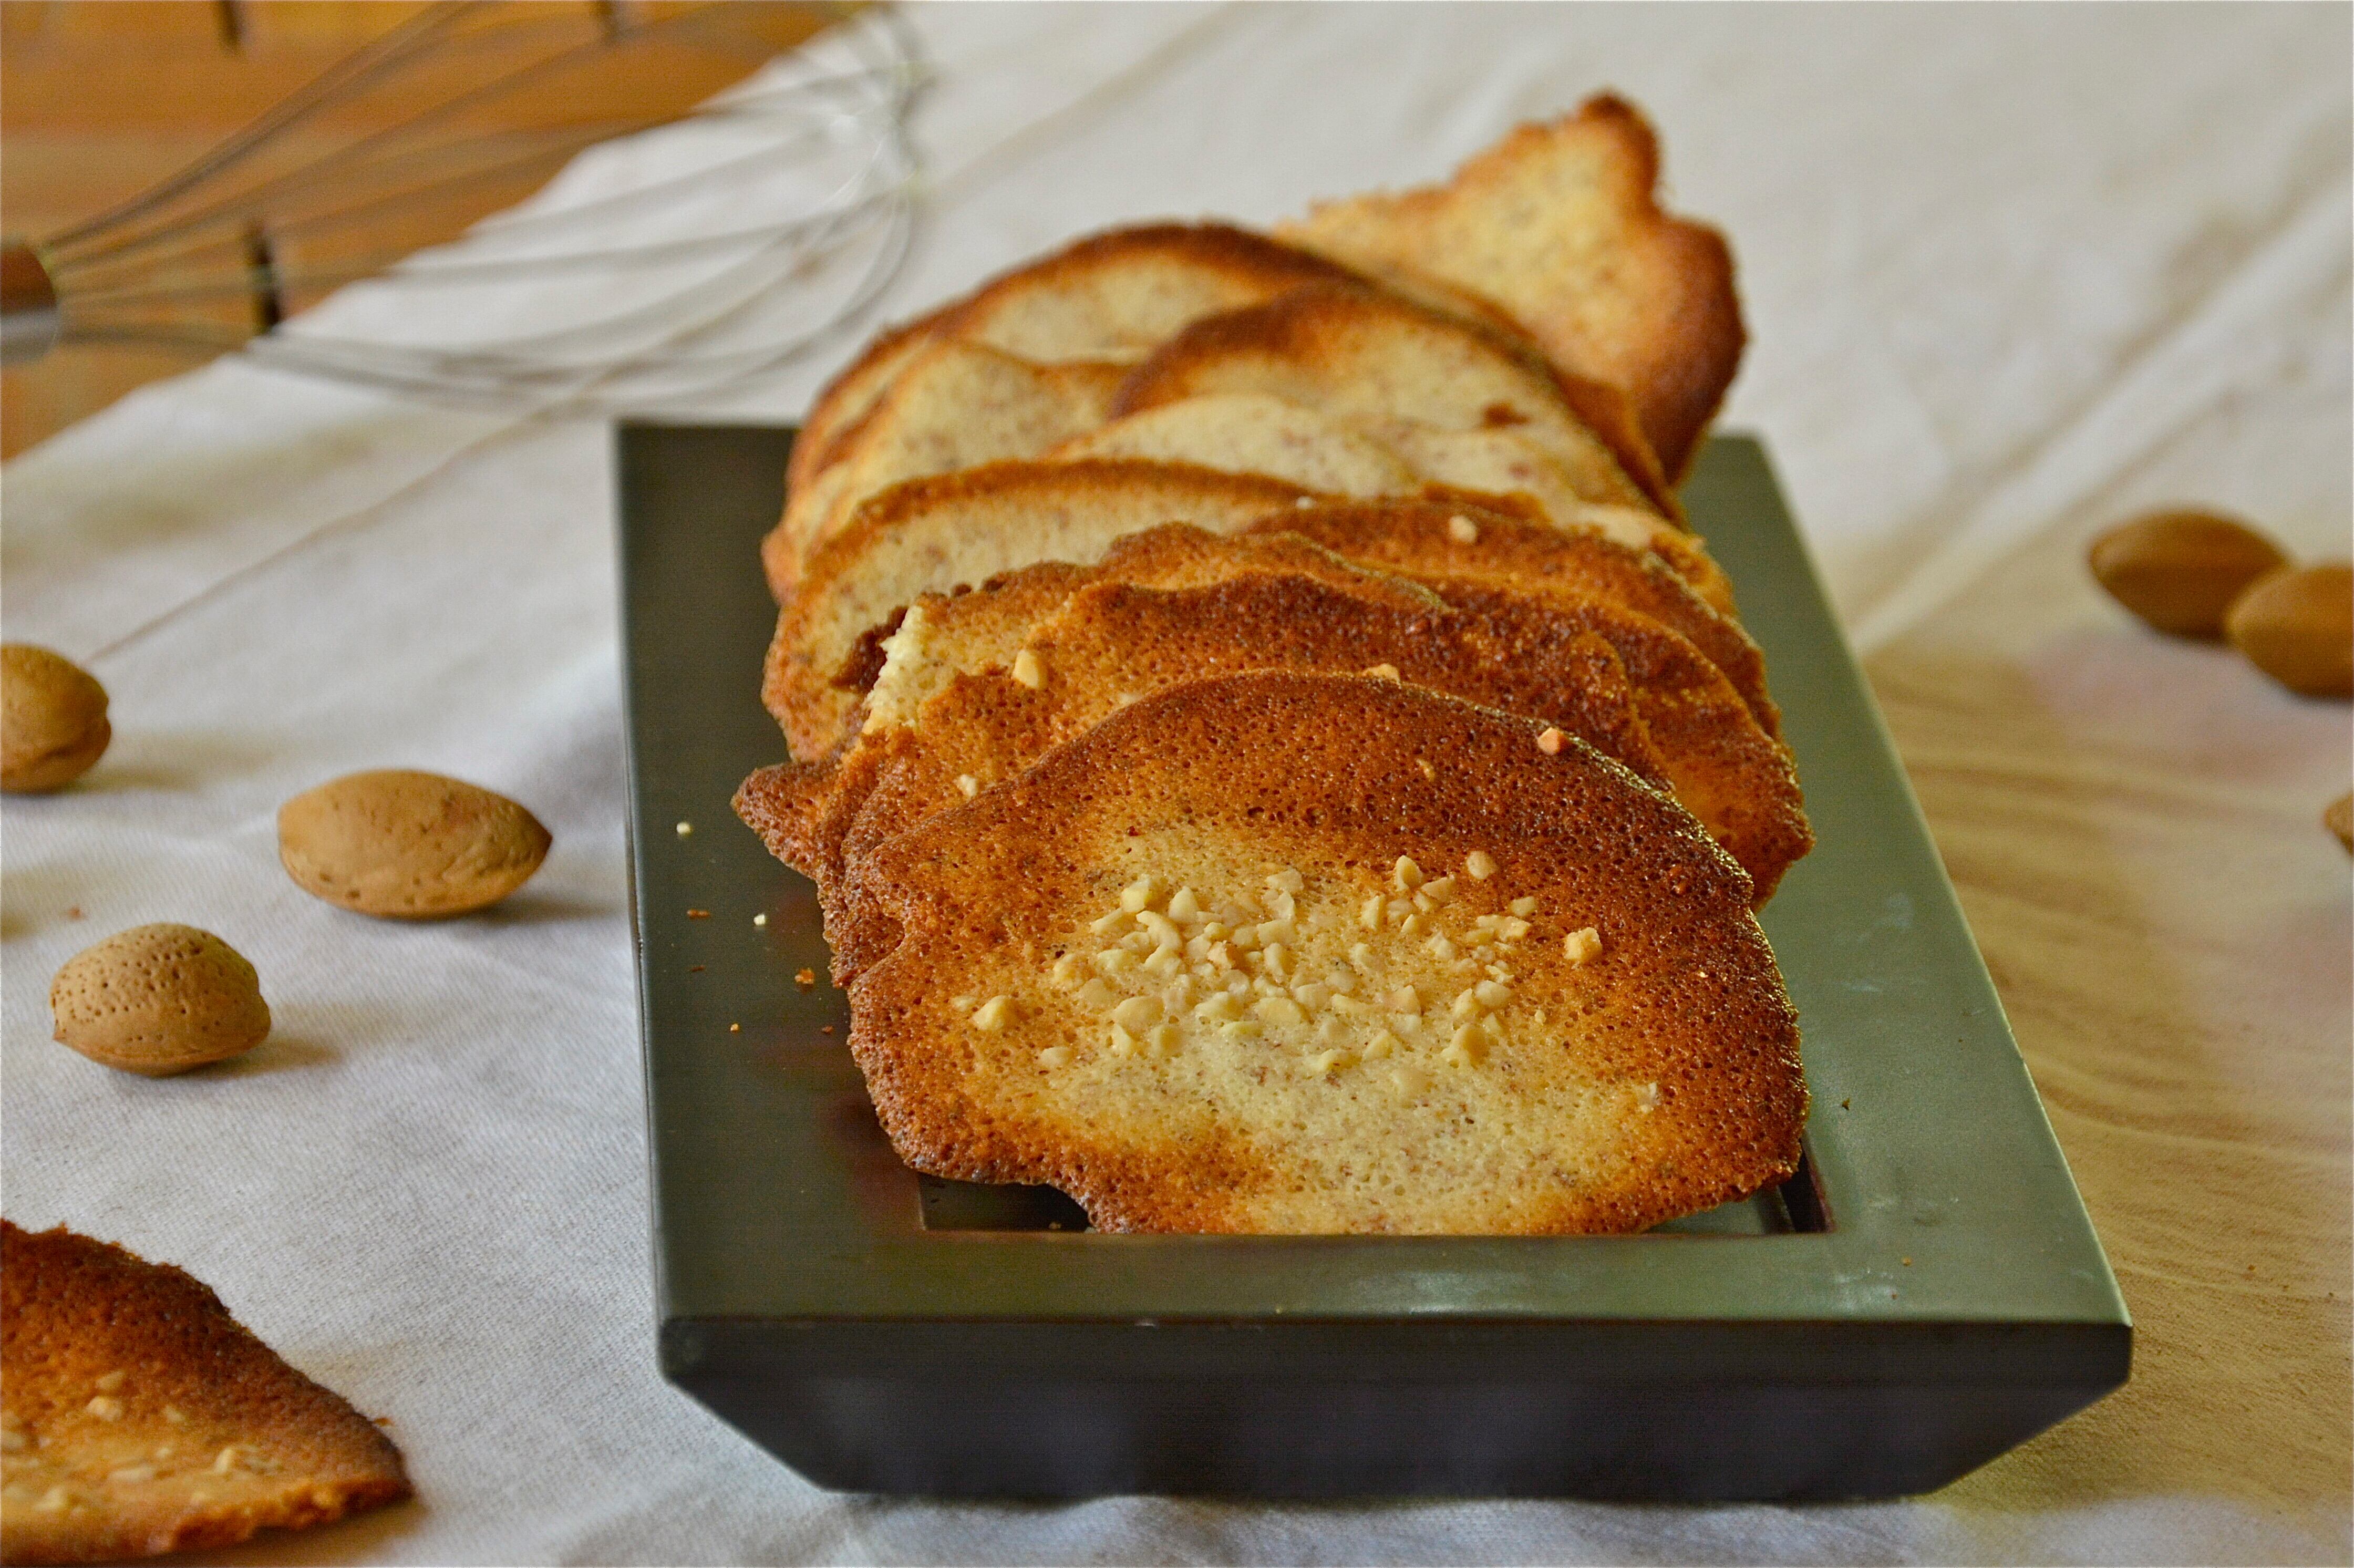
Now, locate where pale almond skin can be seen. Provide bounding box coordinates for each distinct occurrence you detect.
[278,769,551,919]
[2087,510,2287,639]
[2,644,111,793]
[2225,562,2352,698]
[50,924,271,1076]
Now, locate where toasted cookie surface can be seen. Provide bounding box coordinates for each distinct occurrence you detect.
[1248,498,1773,736]
[773,345,1129,582]
[1414,484,1737,617]
[939,222,1360,365]
[784,225,1359,562]
[831,595,1654,983]
[1046,395,1719,602]
[856,524,1445,736]
[829,534,1801,913]
[1358,419,1701,572]
[1279,96,1743,484]
[1047,393,1418,497]
[739,525,1455,950]
[0,1222,408,1565]
[1111,283,1675,518]
[845,671,1806,1234]
[789,305,953,500]
[762,461,1313,757]
[747,535,1683,978]
[1425,583,1807,904]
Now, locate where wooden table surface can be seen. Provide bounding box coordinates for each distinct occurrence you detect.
[0,1,831,459]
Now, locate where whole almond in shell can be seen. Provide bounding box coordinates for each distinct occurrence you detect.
[51,924,271,1075]
[279,769,551,917]
[2225,562,2352,698]
[2,643,111,792]
[2087,510,2287,638]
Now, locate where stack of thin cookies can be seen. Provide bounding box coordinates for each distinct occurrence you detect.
[739,96,1812,1235]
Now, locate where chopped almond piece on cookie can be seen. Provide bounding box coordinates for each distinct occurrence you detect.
[841,670,1804,1234]
[763,461,1313,757]
[1247,498,1770,734]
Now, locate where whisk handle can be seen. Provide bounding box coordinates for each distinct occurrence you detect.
[2,244,60,366]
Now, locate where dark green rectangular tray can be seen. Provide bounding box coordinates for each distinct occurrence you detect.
[616,424,2129,1500]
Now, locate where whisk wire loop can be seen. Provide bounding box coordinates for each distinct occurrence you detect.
[43,4,488,261]
[16,2,924,414]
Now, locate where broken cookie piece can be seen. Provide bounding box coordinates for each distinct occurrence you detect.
[0,1221,408,1565]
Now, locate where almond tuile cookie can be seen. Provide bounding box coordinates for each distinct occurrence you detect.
[1110,283,1677,520]
[1046,395,1724,607]
[854,524,1445,736]
[1048,392,1418,497]
[788,304,959,502]
[742,524,1457,944]
[748,557,1689,979]
[780,223,1361,576]
[1279,96,1744,484]
[843,670,1806,1234]
[773,344,1129,581]
[0,1222,409,1565]
[760,508,1800,920]
[761,460,1314,756]
[1248,497,1773,735]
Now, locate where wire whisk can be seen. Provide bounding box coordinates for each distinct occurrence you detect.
[1,2,924,412]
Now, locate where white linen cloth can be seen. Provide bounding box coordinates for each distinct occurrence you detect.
[4,5,2347,1563]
